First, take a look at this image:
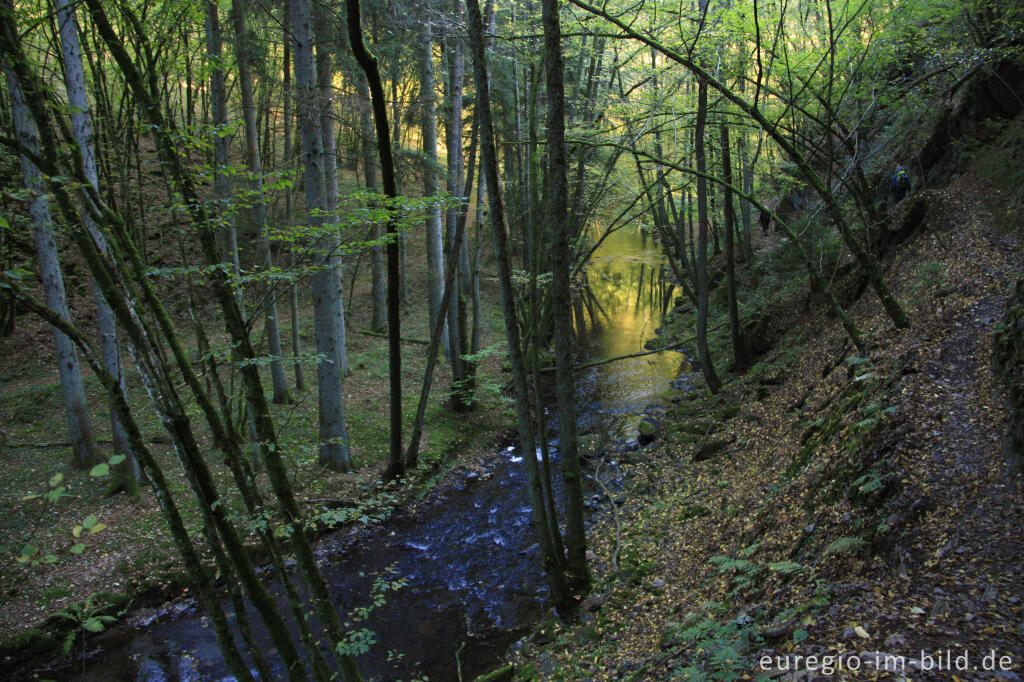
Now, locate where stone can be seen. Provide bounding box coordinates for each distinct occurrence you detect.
[693,439,729,462]
[637,419,658,445]
[581,593,606,612]
[883,633,907,649]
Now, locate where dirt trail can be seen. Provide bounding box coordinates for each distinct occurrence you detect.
[820,204,1024,679]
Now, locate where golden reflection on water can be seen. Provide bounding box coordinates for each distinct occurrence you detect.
[574,224,686,417]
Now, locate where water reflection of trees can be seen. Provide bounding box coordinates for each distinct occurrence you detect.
[574,257,675,346]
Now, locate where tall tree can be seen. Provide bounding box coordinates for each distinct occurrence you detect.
[694,67,722,393]
[4,64,100,470]
[466,0,572,612]
[419,19,447,357]
[359,74,388,333]
[290,0,353,471]
[347,0,403,480]
[720,122,751,372]
[282,33,307,392]
[542,0,591,597]
[54,0,138,488]
[444,4,470,410]
[230,0,292,404]
[314,9,349,378]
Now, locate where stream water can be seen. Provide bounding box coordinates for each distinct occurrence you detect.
[28,225,684,682]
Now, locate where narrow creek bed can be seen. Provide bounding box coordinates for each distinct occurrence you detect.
[20,223,687,682]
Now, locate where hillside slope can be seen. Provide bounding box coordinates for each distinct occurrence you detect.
[507,164,1024,680]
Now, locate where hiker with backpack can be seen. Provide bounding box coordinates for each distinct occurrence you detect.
[891,165,910,204]
[758,208,772,236]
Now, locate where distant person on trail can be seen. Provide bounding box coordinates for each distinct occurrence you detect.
[758,208,772,236]
[891,165,910,204]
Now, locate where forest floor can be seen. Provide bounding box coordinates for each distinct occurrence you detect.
[0,226,514,664]
[508,168,1024,680]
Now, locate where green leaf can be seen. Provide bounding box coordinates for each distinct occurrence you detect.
[82,514,98,530]
[824,536,865,555]
[88,523,107,535]
[793,629,808,643]
[108,454,126,466]
[49,472,64,487]
[69,543,86,554]
[767,561,803,574]
[89,463,109,477]
[83,617,106,633]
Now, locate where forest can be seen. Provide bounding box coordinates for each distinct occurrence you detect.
[0,0,1022,679]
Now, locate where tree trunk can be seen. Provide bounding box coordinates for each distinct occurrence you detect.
[444,10,469,409]
[541,0,590,601]
[359,75,388,334]
[419,21,447,358]
[203,1,240,307]
[314,19,349,378]
[282,34,306,392]
[567,0,908,330]
[347,0,403,481]
[55,0,137,488]
[5,66,100,469]
[466,0,570,609]
[720,123,752,373]
[290,0,352,472]
[695,72,721,393]
[231,0,292,405]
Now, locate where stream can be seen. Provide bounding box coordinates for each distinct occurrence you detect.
[28,224,684,682]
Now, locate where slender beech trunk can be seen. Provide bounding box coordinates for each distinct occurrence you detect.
[314,18,349,378]
[290,0,352,472]
[347,0,403,480]
[359,75,388,333]
[203,1,240,303]
[55,0,137,487]
[282,35,306,391]
[231,0,292,404]
[466,0,571,610]
[695,72,722,393]
[445,10,469,409]
[419,21,447,357]
[541,0,590,599]
[720,123,751,372]
[5,65,100,469]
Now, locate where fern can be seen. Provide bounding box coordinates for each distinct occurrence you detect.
[825,536,866,555]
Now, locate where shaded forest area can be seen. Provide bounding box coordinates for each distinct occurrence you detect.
[1,0,1023,679]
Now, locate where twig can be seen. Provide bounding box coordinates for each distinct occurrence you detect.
[3,437,168,449]
[586,457,622,573]
[355,329,429,345]
[455,639,466,682]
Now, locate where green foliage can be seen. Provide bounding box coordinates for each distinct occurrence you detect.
[51,594,123,655]
[661,604,768,681]
[335,627,376,658]
[963,118,1024,234]
[910,261,947,302]
[309,491,397,531]
[824,536,866,555]
[349,564,408,623]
